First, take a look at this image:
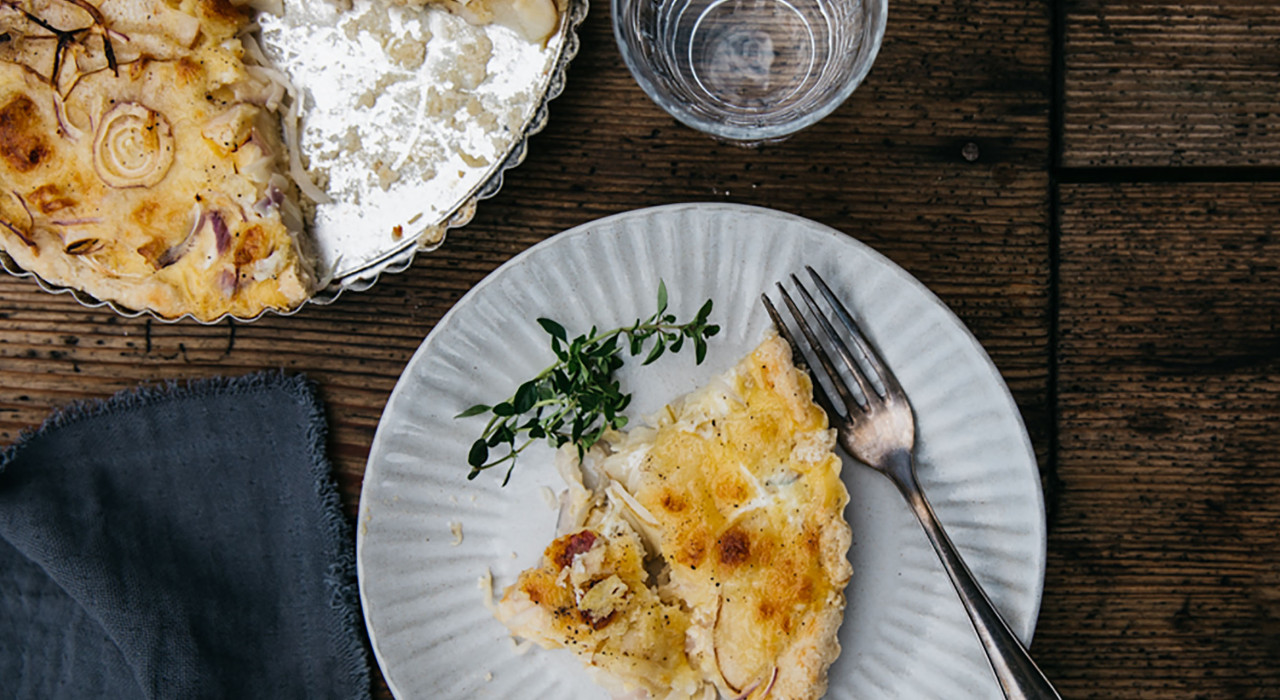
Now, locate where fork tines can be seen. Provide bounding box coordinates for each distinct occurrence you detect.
[761,266,895,418]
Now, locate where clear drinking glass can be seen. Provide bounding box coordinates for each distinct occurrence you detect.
[612,0,887,143]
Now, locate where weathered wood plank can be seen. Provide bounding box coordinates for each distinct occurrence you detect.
[1063,0,1280,167]
[1040,182,1280,699]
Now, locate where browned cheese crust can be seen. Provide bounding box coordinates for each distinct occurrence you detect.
[496,334,853,700]
[0,0,314,321]
[629,333,852,700]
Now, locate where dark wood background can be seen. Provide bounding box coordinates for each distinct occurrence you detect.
[2,0,1278,697]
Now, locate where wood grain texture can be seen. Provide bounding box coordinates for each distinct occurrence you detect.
[1039,182,1280,699]
[0,0,1052,696]
[1062,0,1280,167]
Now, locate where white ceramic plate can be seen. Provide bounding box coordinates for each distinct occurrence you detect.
[358,202,1047,699]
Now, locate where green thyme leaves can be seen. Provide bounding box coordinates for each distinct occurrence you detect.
[459,281,718,485]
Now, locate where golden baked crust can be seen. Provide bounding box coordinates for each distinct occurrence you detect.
[496,333,853,699]
[496,515,708,699]
[0,0,314,321]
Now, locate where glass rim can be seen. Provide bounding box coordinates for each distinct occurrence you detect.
[611,0,889,142]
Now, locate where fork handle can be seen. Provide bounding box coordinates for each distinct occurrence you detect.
[886,452,1062,700]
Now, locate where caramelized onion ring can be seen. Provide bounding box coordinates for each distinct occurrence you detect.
[92,102,174,188]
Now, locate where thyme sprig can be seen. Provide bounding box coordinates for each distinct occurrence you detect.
[458,281,719,485]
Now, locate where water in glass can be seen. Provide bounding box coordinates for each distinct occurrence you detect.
[614,0,886,143]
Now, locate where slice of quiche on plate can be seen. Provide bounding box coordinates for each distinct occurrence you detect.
[496,332,853,700]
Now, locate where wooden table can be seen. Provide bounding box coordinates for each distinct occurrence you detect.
[3,0,1278,697]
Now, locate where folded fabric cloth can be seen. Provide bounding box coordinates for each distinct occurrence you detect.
[0,373,370,700]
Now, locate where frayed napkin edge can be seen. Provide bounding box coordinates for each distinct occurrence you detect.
[0,372,371,697]
[0,372,305,471]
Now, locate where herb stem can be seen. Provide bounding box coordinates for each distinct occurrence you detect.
[457,281,718,485]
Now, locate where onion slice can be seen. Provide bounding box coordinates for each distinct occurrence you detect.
[239,30,331,205]
[51,92,85,141]
[156,203,205,267]
[3,190,37,247]
[92,102,174,188]
[606,481,660,527]
[731,667,779,699]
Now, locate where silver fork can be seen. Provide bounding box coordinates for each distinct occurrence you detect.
[762,267,1061,700]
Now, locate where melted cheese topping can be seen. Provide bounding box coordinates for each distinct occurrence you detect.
[0,0,314,321]
[498,511,708,699]
[496,334,853,700]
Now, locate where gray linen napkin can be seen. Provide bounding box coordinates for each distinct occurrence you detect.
[0,373,369,699]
